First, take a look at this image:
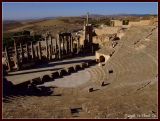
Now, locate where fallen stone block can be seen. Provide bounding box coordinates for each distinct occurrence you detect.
[109,70,113,74]
[60,69,68,76]
[42,75,52,82]
[88,60,97,66]
[101,81,110,87]
[67,66,75,73]
[88,87,94,92]
[31,77,43,85]
[15,80,31,90]
[52,71,60,78]
[82,62,89,68]
[74,65,82,71]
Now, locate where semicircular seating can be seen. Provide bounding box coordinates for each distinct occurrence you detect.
[101,26,157,90]
[87,66,106,85]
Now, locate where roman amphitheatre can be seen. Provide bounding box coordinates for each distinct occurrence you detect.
[2,13,158,119]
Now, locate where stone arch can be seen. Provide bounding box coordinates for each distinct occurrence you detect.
[75,65,82,71]
[99,55,105,63]
[31,77,43,85]
[42,75,51,82]
[82,62,89,68]
[60,69,68,76]
[52,71,60,78]
[67,66,75,73]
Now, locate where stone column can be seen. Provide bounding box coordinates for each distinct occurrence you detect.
[55,38,57,59]
[38,41,42,60]
[51,37,54,56]
[65,36,68,54]
[4,47,11,71]
[71,36,73,53]
[20,43,24,61]
[14,40,19,70]
[55,38,57,53]
[84,20,87,40]
[68,35,71,53]
[45,36,49,59]
[62,36,65,55]
[87,12,89,26]
[31,41,35,59]
[25,43,29,60]
[48,44,52,60]
[57,34,61,59]
[35,46,38,58]
[89,26,93,43]
[52,46,55,58]
[77,37,80,54]
[50,44,52,60]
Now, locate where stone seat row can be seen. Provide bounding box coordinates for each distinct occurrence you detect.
[14,60,97,90]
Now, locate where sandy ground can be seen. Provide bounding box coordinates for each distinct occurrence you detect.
[42,70,91,88]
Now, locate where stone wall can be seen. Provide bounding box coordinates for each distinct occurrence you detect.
[111,19,158,27]
[95,27,120,36]
[129,20,151,26]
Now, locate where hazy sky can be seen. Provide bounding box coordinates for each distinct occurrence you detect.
[2,2,158,20]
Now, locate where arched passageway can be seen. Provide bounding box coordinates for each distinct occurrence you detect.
[99,55,105,63]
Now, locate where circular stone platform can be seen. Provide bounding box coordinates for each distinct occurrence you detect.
[42,70,91,88]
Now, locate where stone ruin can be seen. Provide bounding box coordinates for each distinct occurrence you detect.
[2,13,96,72]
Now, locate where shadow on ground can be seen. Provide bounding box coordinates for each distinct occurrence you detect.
[3,77,56,103]
[8,67,62,76]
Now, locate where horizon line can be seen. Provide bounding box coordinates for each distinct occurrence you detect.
[3,13,158,21]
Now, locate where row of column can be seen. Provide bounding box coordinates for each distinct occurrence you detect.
[4,33,82,71]
[58,33,74,59]
[44,35,58,60]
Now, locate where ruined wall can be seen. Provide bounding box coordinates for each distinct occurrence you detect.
[111,19,157,27]
[110,20,123,27]
[93,27,120,46]
[129,20,151,26]
[93,35,109,45]
[95,27,120,36]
